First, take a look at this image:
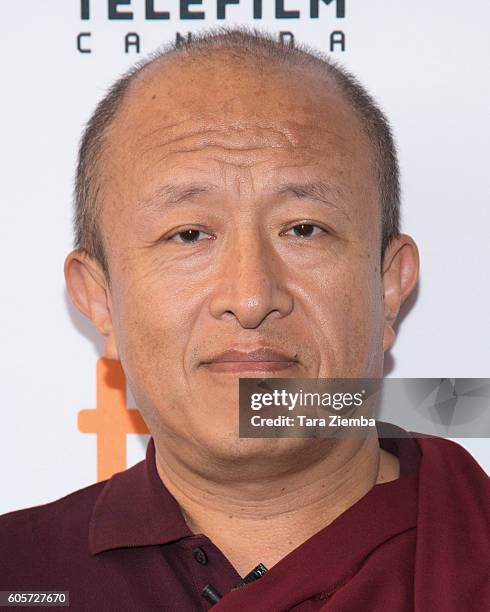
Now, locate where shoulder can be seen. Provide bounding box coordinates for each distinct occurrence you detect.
[0,480,107,585]
[413,433,489,507]
[410,434,489,604]
[0,479,107,537]
[414,434,488,473]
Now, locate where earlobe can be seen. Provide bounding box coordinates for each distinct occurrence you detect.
[103,335,120,361]
[64,249,119,360]
[382,234,420,351]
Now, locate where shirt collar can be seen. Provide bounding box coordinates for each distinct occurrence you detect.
[89,437,192,555]
[89,422,421,555]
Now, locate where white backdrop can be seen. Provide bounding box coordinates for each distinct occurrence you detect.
[1,0,489,514]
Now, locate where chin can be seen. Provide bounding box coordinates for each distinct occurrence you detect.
[197,430,318,465]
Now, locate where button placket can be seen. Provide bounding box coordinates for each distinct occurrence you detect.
[178,537,243,608]
[193,546,208,566]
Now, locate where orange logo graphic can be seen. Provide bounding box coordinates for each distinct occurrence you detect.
[78,358,149,482]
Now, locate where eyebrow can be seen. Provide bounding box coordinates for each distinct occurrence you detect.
[274,180,349,219]
[137,179,349,219]
[137,182,218,213]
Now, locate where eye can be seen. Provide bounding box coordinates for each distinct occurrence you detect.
[167,228,214,244]
[283,223,327,239]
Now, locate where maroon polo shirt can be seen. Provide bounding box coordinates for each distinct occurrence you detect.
[1,422,488,611]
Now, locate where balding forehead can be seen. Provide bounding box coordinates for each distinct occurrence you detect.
[111,55,365,157]
[107,116,368,195]
[118,47,346,125]
[130,44,296,89]
[100,56,374,224]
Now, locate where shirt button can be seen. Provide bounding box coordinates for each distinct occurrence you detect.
[192,547,208,565]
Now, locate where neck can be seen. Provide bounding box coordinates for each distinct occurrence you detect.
[154,436,400,577]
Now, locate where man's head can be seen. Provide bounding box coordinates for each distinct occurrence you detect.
[74,29,401,280]
[65,27,418,469]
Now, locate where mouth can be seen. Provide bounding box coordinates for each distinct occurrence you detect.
[200,347,300,374]
[202,361,299,373]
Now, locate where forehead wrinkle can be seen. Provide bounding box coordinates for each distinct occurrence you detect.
[120,111,357,174]
[132,119,191,146]
[232,163,255,200]
[129,119,351,156]
[137,128,353,176]
[138,126,298,156]
[142,140,341,176]
[205,154,307,170]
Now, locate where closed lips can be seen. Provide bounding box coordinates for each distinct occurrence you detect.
[201,348,299,372]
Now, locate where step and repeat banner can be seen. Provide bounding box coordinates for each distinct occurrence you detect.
[1,1,489,514]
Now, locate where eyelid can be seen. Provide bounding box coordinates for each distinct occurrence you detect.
[280,222,330,237]
[165,226,214,242]
[162,221,329,244]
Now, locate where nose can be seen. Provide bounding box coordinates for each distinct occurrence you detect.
[208,230,294,329]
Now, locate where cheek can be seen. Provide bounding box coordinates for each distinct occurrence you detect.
[110,274,195,402]
[313,260,384,375]
[347,270,385,371]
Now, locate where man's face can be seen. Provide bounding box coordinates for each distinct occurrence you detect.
[97,54,385,459]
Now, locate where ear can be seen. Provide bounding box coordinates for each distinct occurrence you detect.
[64,249,119,360]
[382,234,420,352]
